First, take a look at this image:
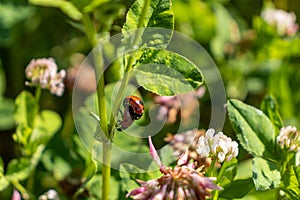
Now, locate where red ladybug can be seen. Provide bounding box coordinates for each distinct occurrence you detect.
[123,95,144,120]
[117,95,144,131]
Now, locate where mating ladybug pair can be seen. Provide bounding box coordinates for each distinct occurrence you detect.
[117,95,144,131]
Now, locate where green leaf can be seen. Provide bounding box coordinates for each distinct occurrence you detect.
[6,158,32,181]
[280,166,300,199]
[122,0,174,48]
[30,110,62,146]
[81,160,97,186]
[123,0,174,30]
[119,163,147,193]
[6,145,44,181]
[134,49,203,96]
[218,158,238,185]
[29,0,82,20]
[42,150,72,181]
[252,157,281,190]
[0,97,15,130]
[260,95,284,131]
[0,176,9,192]
[13,91,38,146]
[84,175,120,200]
[14,91,38,128]
[227,99,277,160]
[0,157,9,191]
[83,0,111,13]
[219,178,254,199]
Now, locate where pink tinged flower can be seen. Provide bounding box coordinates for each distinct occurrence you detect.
[12,189,21,200]
[148,136,162,167]
[177,149,189,166]
[127,136,222,200]
[277,126,300,152]
[25,58,66,96]
[261,8,299,36]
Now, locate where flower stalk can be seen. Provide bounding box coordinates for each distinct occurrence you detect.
[108,0,152,136]
[82,13,111,200]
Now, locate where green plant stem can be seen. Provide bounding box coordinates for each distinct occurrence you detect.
[108,0,151,136]
[207,158,218,200]
[61,103,74,147]
[83,14,111,200]
[102,141,112,199]
[11,180,29,199]
[207,158,216,177]
[35,85,41,103]
[212,189,219,200]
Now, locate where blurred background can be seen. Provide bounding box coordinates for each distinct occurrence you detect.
[0,0,300,199]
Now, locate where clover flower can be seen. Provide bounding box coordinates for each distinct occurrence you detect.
[196,129,238,163]
[25,58,66,96]
[126,136,221,200]
[38,189,60,200]
[164,129,208,169]
[261,8,299,36]
[277,126,300,152]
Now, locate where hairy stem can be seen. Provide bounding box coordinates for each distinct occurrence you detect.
[108,0,151,136]
[83,14,110,200]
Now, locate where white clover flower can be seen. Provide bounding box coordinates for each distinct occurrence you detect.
[277,126,300,152]
[38,189,60,200]
[196,128,239,162]
[25,58,66,96]
[261,8,299,36]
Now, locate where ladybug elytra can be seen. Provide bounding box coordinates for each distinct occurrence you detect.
[117,95,144,131]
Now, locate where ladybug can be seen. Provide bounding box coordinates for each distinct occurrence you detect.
[123,95,144,120]
[117,95,144,131]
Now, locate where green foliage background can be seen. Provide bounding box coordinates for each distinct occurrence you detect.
[0,0,300,199]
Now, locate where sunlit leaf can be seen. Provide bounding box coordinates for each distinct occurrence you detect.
[280,166,300,199]
[0,157,9,191]
[218,158,238,185]
[0,177,9,192]
[30,110,62,146]
[29,0,82,20]
[227,99,277,160]
[13,91,38,146]
[219,178,254,199]
[252,157,281,190]
[134,49,203,96]
[14,91,38,128]
[6,158,32,181]
[122,0,174,48]
[6,145,44,181]
[83,0,110,13]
